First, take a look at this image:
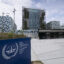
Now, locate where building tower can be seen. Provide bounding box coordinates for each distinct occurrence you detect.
[22,7,46,30]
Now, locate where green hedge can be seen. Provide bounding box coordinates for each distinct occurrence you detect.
[0,33,26,40]
[31,61,44,64]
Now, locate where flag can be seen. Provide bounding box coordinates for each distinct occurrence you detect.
[0,38,31,64]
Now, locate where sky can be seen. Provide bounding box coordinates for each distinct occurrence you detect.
[0,0,64,29]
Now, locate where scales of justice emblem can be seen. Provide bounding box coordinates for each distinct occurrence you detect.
[2,43,18,60]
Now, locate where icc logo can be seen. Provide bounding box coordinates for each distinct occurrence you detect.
[2,43,18,60]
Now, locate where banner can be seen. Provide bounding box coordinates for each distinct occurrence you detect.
[0,38,31,64]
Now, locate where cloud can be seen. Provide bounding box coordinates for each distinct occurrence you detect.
[35,0,64,25]
[0,2,13,16]
[1,0,33,7]
[1,0,16,5]
[0,0,64,29]
[46,0,57,3]
[0,0,34,29]
[35,2,43,9]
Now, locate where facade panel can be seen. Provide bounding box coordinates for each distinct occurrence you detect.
[22,8,46,30]
[0,15,17,33]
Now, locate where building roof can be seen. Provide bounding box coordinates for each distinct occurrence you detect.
[39,30,64,32]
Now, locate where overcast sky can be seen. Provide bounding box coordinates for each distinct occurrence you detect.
[0,0,64,29]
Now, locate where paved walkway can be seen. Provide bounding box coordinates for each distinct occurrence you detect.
[31,38,64,64]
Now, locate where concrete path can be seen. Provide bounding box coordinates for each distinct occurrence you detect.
[31,38,64,64]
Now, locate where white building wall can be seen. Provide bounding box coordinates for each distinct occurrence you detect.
[23,30,38,38]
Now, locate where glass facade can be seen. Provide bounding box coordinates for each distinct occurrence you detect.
[46,21,60,29]
[28,11,40,29]
[22,8,45,30]
[0,15,17,33]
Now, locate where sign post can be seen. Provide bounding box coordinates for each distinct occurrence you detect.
[0,38,31,64]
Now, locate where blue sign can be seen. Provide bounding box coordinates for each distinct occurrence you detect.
[0,38,31,64]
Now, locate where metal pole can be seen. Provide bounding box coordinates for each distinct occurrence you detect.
[1,12,5,39]
[13,8,16,22]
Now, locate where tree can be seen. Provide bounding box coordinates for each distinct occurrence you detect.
[23,20,29,30]
[40,11,46,29]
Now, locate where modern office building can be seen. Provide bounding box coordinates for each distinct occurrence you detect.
[22,7,46,30]
[0,15,17,33]
[46,21,60,29]
[60,25,64,29]
[39,29,64,39]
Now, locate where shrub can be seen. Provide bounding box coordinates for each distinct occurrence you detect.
[0,33,26,40]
